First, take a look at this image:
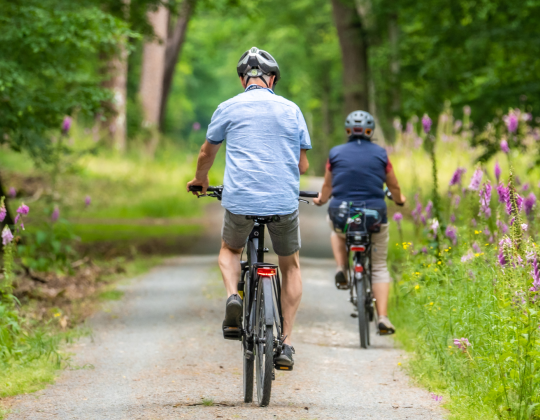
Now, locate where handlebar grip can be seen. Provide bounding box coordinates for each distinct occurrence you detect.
[396,202,404,207]
[299,191,319,198]
[189,185,218,192]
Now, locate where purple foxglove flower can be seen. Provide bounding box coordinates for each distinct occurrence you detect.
[425,201,433,218]
[453,337,470,351]
[494,162,501,183]
[497,182,509,204]
[522,183,530,191]
[463,105,471,116]
[0,205,5,223]
[445,225,457,245]
[420,214,427,225]
[461,250,474,262]
[85,195,91,207]
[2,226,14,245]
[500,140,509,153]
[449,168,467,186]
[422,114,432,133]
[468,169,483,191]
[473,242,481,253]
[525,193,536,216]
[431,218,439,233]
[531,257,540,291]
[421,246,428,254]
[393,212,403,224]
[8,187,16,198]
[51,206,60,222]
[14,214,20,224]
[16,204,29,215]
[450,214,456,223]
[522,223,528,231]
[62,116,72,134]
[20,222,24,231]
[505,113,518,133]
[506,193,524,215]
[499,237,512,266]
[478,181,492,218]
[497,220,509,234]
[192,122,201,131]
[453,195,461,208]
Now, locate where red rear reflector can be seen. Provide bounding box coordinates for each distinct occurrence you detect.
[351,245,366,252]
[257,267,277,277]
[355,265,364,273]
[353,127,364,134]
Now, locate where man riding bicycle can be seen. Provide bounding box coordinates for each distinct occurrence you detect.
[186,47,311,367]
[313,111,405,335]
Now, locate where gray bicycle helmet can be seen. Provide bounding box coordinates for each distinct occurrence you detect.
[237,46,281,88]
[345,110,375,139]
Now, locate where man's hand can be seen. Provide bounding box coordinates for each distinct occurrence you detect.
[187,176,209,196]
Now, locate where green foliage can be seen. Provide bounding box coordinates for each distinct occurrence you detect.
[18,219,78,274]
[0,0,134,160]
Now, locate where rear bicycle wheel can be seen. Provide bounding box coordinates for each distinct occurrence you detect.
[255,279,274,407]
[356,276,369,349]
[242,272,254,403]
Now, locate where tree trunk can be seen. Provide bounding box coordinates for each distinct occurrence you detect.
[388,13,400,115]
[139,5,169,129]
[101,43,128,153]
[159,0,195,130]
[331,0,370,113]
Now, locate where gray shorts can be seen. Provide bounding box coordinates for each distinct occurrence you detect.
[222,209,301,256]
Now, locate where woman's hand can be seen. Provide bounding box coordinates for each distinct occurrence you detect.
[313,195,325,206]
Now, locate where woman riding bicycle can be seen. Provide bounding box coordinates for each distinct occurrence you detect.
[313,111,406,335]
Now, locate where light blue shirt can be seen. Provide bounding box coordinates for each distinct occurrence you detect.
[206,86,312,216]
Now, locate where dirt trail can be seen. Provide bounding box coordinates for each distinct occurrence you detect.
[7,177,444,419]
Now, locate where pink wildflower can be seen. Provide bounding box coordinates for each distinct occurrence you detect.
[51,206,60,222]
[505,112,519,133]
[494,162,501,183]
[2,225,13,245]
[62,116,72,134]
[85,196,91,207]
[422,114,432,134]
[8,187,16,198]
[16,204,29,215]
[468,169,483,191]
[500,140,509,153]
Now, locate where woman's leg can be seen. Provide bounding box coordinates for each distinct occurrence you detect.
[370,224,391,316]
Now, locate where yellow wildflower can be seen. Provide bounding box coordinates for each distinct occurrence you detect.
[430,302,434,305]
[415,285,420,290]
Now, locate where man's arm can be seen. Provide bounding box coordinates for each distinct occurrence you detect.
[386,168,406,205]
[299,149,309,175]
[313,167,332,206]
[186,140,221,195]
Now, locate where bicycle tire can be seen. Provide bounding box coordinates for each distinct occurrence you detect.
[255,278,274,407]
[242,272,254,403]
[356,276,370,349]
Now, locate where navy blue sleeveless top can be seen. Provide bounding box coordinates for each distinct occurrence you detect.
[327,138,392,222]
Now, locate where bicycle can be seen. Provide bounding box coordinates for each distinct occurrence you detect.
[188,185,318,406]
[340,189,402,349]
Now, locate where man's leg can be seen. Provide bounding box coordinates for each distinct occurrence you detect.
[218,240,243,297]
[278,251,302,345]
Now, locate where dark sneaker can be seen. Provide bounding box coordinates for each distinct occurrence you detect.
[275,344,295,368]
[378,316,395,335]
[222,294,242,340]
[335,270,348,289]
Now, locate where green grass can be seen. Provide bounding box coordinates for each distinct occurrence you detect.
[73,223,202,243]
[0,255,163,418]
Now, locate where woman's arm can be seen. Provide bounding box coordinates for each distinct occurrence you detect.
[386,168,406,205]
[313,167,333,206]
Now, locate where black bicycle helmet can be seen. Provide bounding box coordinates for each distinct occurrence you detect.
[237,46,281,88]
[345,110,375,139]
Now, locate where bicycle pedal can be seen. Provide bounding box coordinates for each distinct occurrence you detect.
[350,312,358,318]
[222,326,242,341]
[274,364,293,371]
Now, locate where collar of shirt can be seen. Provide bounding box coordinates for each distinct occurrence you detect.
[245,84,275,94]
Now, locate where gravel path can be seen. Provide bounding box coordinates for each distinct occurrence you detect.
[7,255,443,419]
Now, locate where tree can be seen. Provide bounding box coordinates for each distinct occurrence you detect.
[139,5,169,130]
[330,0,370,114]
[160,0,195,129]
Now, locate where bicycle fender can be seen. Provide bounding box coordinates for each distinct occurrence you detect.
[262,277,274,326]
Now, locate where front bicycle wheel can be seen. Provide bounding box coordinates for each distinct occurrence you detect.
[356,276,370,349]
[255,278,274,407]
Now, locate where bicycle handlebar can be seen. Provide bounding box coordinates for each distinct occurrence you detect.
[189,185,319,199]
[384,187,404,207]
